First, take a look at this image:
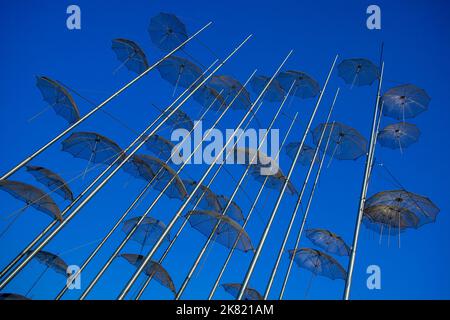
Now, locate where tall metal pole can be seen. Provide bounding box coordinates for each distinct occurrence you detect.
[55,93,220,300]
[0,36,252,290]
[279,121,336,299]
[207,112,298,300]
[117,51,294,300]
[237,55,338,300]
[263,88,339,299]
[0,23,212,181]
[0,62,217,282]
[343,61,384,300]
[174,81,296,300]
[78,66,258,300]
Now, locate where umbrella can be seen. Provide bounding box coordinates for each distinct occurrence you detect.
[111,38,149,74]
[122,155,156,183]
[382,84,431,121]
[143,134,179,161]
[35,76,80,124]
[193,85,227,111]
[0,180,62,221]
[62,132,125,166]
[305,229,351,256]
[148,12,188,52]
[222,283,263,300]
[288,248,347,280]
[183,179,222,212]
[31,250,68,276]
[337,58,379,87]
[209,75,252,110]
[122,216,170,247]
[0,293,31,300]
[364,204,420,230]
[217,195,245,224]
[285,143,319,167]
[186,210,253,252]
[312,122,367,160]
[120,253,176,294]
[26,165,74,201]
[250,75,285,102]
[164,107,194,132]
[365,190,439,227]
[157,55,203,91]
[378,122,420,151]
[140,155,187,200]
[276,70,320,99]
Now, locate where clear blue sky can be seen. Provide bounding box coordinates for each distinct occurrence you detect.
[0,0,449,300]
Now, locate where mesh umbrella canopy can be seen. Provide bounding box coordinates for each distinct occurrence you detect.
[250,75,285,102]
[148,12,188,52]
[186,210,253,252]
[276,70,320,99]
[164,107,194,132]
[364,204,420,230]
[217,195,245,224]
[288,248,347,280]
[62,132,125,165]
[122,154,155,183]
[222,283,263,300]
[122,216,170,247]
[305,229,351,256]
[0,293,31,300]
[120,253,176,294]
[312,122,367,160]
[35,76,80,125]
[378,122,420,150]
[143,134,178,161]
[0,180,62,221]
[183,179,221,212]
[250,168,297,196]
[111,38,149,74]
[365,190,439,227]
[26,165,74,201]
[209,75,252,110]
[157,55,203,89]
[193,85,227,111]
[337,58,380,87]
[140,155,187,200]
[31,250,68,276]
[382,84,431,120]
[285,143,319,167]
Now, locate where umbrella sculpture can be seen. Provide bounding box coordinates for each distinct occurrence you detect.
[122,154,156,183]
[250,75,285,102]
[0,293,31,300]
[163,106,194,132]
[305,229,351,256]
[157,55,203,92]
[285,143,319,167]
[209,75,252,110]
[377,122,420,152]
[312,122,367,161]
[186,210,254,252]
[222,283,263,300]
[183,179,222,212]
[35,76,80,125]
[337,58,380,87]
[0,180,62,221]
[382,84,431,121]
[276,70,320,99]
[122,216,170,247]
[120,253,176,294]
[217,195,245,224]
[26,165,74,202]
[111,38,149,74]
[142,134,179,162]
[193,85,227,111]
[148,12,188,52]
[363,204,420,231]
[31,250,69,276]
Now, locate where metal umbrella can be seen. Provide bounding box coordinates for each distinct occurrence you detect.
[382,84,431,121]
[157,55,203,92]
[163,106,194,132]
[306,229,351,256]
[193,85,227,111]
[122,216,170,247]
[250,75,285,102]
[183,179,222,212]
[277,70,320,99]
[148,12,188,52]
[111,38,149,74]
[142,134,179,161]
[217,195,245,224]
[209,75,252,110]
[122,154,156,183]
[222,283,262,300]
[26,165,74,201]
[0,293,31,300]
[31,250,68,276]
[285,143,319,167]
[377,122,420,152]
[337,58,379,87]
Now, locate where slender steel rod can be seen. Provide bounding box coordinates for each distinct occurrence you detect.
[263,88,339,299]
[54,93,220,300]
[279,121,336,300]
[79,61,257,300]
[0,22,212,181]
[117,50,293,300]
[0,59,218,283]
[237,55,338,300]
[0,55,220,290]
[135,101,266,300]
[175,81,296,300]
[208,112,298,300]
[343,62,384,300]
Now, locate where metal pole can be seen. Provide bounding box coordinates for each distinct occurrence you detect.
[237,55,338,300]
[279,121,336,300]
[175,81,296,300]
[207,112,298,300]
[0,60,218,282]
[263,88,339,299]
[79,64,258,300]
[0,34,251,290]
[117,51,294,300]
[0,23,212,181]
[343,62,384,300]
